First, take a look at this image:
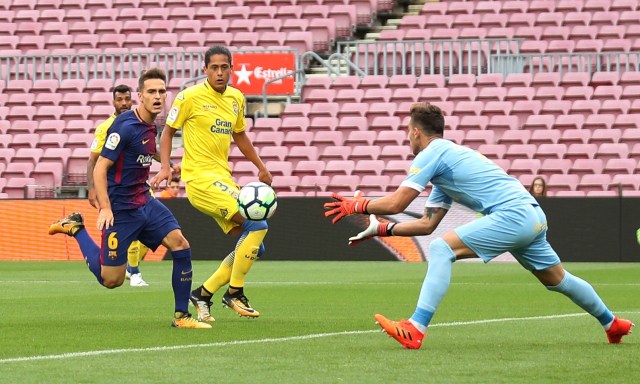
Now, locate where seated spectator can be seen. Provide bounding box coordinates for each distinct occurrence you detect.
[158,176,181,199]
[529,176,547,198]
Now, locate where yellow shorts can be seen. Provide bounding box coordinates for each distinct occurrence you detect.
[186,177,241,234]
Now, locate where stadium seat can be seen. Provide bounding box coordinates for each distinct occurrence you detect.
[497,130,531,146]
[539,158,572,178]
[324,160,355,177]
[603,158,637,175]
[284,146,318,163]
[509,158,541,178]
[1,177,36,198]
[312,131,343,148]
[477,144,507,159]
[548,174,580,192]
[536,143,568,161]
[329,175,361,194]
[609,174,640,192]
[565,143,598,160]
[2,162,34,179]
[258,147,287,162]
[589,129,622,146]
[464,130,495,150]
[319,145,351,161]
[381,159,411,177]
[350,146,381,161]
[280,116,309,133]
[571,158,604,176]
[528,130,560,146]
[30,162,64,187]
[282,131,313,147]
[358,175,391,195]
[377,145,411,161]
[595,143,629,162]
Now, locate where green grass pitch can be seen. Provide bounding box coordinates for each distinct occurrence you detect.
[0,261,638,383]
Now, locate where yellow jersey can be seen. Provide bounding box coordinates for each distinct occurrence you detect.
[166,81,246,182]
[90,114,117,153]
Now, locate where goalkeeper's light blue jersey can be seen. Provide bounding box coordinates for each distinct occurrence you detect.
[401,138,538,215]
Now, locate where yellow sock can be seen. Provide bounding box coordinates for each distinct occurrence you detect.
[127,241,145,268]
[203,253,234,295]
[230,229,267,288]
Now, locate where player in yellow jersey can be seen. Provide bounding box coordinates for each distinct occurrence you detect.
[152,45,273,321]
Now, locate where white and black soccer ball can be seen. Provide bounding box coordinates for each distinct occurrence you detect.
[237,181,278,221]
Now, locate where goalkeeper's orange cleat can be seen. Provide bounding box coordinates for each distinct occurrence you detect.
[374,314,425,349]
[606,317,634,344]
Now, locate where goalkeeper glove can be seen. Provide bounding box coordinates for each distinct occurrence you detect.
[348,214,397,246]
[323,192,370,224]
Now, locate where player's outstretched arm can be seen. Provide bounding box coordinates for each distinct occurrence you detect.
[94,156,115,230]
[150,125,176,189]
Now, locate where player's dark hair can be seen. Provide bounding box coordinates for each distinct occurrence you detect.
[204,45,232,67]
[171,176,181,183]
[410,103,445,135]
[137,68,167,92]
[112,84,131,99]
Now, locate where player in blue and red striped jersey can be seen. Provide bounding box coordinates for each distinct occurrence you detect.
[48,68,209,329]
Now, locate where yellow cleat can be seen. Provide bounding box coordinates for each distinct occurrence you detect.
[171,312,212,329]
[48,212,84,237]
[222,291,260,318]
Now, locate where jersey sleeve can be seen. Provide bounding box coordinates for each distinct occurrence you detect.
[165,90,190,130]
[90,117,113,154]
[426,185,452,209]
[233,95,246,133]
[399,151,438,193]
[100,117,129,162]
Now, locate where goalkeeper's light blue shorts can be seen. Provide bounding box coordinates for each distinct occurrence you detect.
[455,204,561,271]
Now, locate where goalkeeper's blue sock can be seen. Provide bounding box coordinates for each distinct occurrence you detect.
[410,238,456,332]
[546,271,614,327]
[126,265,140,275]
[171,249,192,313]
[75,228,103,285]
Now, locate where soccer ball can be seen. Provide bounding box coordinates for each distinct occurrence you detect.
[237,182,278,221]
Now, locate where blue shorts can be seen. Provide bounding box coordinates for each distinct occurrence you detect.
[454,204,561,271]
[101,199,180,267]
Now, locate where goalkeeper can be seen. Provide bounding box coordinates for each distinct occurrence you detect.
[324,102,633,349]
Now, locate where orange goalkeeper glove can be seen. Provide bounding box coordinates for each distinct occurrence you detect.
[323,192,370,224]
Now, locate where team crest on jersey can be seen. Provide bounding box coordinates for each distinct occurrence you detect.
[232,101,239,115]
[176,91,185,101]
[219,208,229,218]
[105,133,120,150]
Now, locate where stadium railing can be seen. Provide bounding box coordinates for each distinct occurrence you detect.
[491,51,640,76]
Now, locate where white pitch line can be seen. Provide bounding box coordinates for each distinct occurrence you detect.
[2,311,638,364]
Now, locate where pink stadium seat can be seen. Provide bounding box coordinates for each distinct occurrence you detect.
[308,116,339,132]
[549,174,580,192]
[298,175,330,195]
[286,146,319,163]
[227,19,256,33]
[613,114,640,130]
[2,163,34,179]
[503,144,537,160]
[258,147,287,162]
[477,87,506,102]
[557,129,589,146]
[233,162,258,179]
[362,88,392,104]
[589,128,622,145]
[252,117,281,133]
[536,143,568,161]
[506,87,535,102]
[2,177,36,198]
[381,159,411,177]
[313,131,343,148]
[41,147,71,164]
[9,133,39,149]
[329,175,361,194]
[482,101,513,116]
[458,115,489,131]
[350,146,381,162]
[620,128,640,145]
[319,145,351,161]
[324,160,355,177]
[358,175,391,195]
[282,131,313,147]
[595,143,629,162]
[280,116,310,133]
[554,114,584,131]
[378,145,411,161]
[464,130,495,149]
[375,130,406,146]
[477,144,507,160]
[529,130,560,145]
[592,85,623,101]
[344,131,376,147]
[265,161,292,177]
[271,176,301,194]
[600,99,630,115]
[292,160,324,177]
[609,174,640,192]
[509,158,541,178]
[253,131,284,147]
[565,143,598,160]
[304,89,336,103]
[604,158,637,174]
[13,147,43,165]
[571,158,604,176]
[539,158,572,178]
[30,162,64,187]
[498,130,531,146]
[354,159,385,176]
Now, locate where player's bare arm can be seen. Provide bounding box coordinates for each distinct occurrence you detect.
[233,131,272,185]
[392,206,448,237]
[94,156,115,230]
[151,125,177,189]
[86,152,100,208]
